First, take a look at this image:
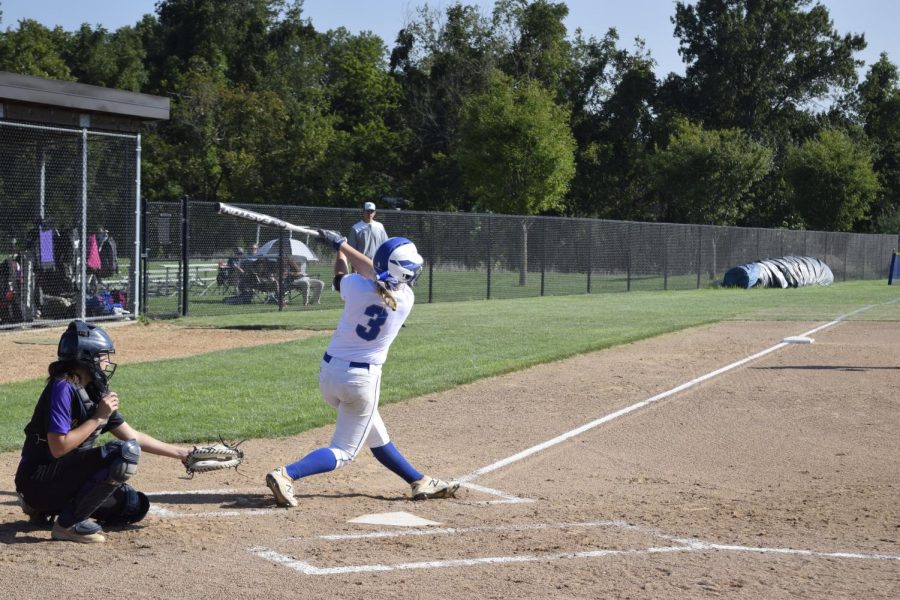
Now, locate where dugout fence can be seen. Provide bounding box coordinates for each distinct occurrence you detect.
[0,72,168,331]
[0,119,141,329]
[141,200,900,318]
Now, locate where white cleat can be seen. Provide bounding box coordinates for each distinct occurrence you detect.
[411,476,460,500]
[266,466,299,507]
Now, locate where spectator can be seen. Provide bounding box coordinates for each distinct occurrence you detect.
[227,247,245,274]
[249,243,259,255]
[347,201,388,260]
[277,255,324,306]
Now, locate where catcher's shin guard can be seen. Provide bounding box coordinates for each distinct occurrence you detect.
[92,484,150,525]
[59,440,141,528]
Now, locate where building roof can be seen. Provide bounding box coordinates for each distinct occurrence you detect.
[0,71,169,122]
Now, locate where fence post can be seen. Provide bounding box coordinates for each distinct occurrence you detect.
[862,235,868,280]
[180,196,190,316]
[133,133,142,318]
[427,215,434,303]
[540,219,546,296]
[141,198,149,315]
[695,226,702,289]
[662,226,668,291]
[486,216,492,300]
[587,222,592,294]
[80,127,88,319]
[843,234,849,281]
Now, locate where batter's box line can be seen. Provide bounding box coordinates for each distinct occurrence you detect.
[458,482,532,504]
[252,519,900,576]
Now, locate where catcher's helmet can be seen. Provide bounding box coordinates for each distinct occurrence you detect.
[58,320,117,382]
[373,237,423,288]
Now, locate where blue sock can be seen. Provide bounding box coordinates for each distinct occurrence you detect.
[371,442,423,484]
[285,448,337,480]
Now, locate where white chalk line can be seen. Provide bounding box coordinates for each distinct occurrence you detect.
[459,304,882,485]
[458,482,532,504]
[312,520,623,541]
[249,545,686,575]
[254,518,900,575]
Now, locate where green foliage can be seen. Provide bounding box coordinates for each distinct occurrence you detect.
[0,0,892,230]
[856,54,900,232]
[0,19,72,79]
[668,0,866,134]
[785,129,880,231]
[64,24,148,91]
[455,70,575,215]
[647,118,773,225]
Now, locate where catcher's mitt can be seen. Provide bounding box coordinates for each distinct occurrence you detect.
[184,439,245,475]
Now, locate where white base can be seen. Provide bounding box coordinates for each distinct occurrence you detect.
[348,511,441,527]
[782,336,814,344]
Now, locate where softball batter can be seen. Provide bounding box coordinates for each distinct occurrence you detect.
[266,232,459,506]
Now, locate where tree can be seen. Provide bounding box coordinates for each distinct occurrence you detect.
[646,118,773,226]
[0,19,71,79]
[64,24,148,91]
[785,129,879,231]
[317,29,407,205]
[667,0,866,135]
[390,2,499,210]
[856,54,900,232]
[494,0,571,100]
[144,61,290,203]
[567,32,658,220]
[151,0,288,89]
[455,70,575,283]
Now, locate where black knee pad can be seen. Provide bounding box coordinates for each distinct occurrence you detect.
[93,484,150,525]
[101,439,141,483]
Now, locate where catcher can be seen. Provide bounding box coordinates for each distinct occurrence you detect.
[14,320,195,543]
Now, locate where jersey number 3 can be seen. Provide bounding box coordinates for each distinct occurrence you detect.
[356,304,388,340]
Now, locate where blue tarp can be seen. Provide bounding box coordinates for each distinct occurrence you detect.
[723,256,833,289]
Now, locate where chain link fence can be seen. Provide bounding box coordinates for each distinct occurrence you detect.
[0,119,139,330]
[142,201,899,318]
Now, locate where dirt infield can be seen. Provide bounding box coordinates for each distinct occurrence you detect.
[1,318,898,598]
[0,321,326,384]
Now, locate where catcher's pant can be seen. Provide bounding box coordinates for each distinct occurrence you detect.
[319,354,389,468]
[15,445,147,523]
[15,447,106,514]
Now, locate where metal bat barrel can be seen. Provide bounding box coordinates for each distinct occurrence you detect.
[215,202,320,237]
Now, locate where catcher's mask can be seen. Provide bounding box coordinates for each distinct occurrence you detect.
[57,320,117,385]
[373,237,423,289]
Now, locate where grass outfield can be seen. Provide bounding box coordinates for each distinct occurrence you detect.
[1,281,897,451]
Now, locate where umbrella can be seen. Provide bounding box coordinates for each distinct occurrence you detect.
[256,238,319,262]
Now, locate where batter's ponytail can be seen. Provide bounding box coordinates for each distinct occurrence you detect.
[376,281,398,311]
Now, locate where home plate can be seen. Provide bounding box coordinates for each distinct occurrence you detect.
[783,336,814,344]
[348,512,441,527]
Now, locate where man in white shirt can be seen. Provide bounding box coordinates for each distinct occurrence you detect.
[347,202,388,259]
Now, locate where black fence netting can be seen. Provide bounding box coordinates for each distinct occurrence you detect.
[138,201,899,319]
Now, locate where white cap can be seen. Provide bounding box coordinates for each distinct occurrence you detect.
[363,201,376,211]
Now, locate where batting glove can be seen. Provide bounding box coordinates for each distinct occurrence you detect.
[318,229,347,251]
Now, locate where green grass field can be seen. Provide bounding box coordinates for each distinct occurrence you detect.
[2,281,897,452]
